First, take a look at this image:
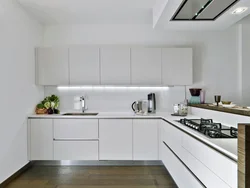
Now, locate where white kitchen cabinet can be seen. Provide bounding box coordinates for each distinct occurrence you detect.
[133,119,158,160]
[100,47,131,85]
[36,47,69,85]
[181,146,231,188]
[29,119,53,160]
[162,48,193,85]
[99,119,133,160]
[160,142,204,188]
[160,120,183,157]
[54,141,98,160]
[131,48,161,85]
[182,133,237,188]
[54,119,98,139]
[69,46,100,85]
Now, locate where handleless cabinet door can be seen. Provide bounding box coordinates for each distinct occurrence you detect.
[133,119,158,160]
[131,48,161,85]
[29,119,53,160]
[99,119,133,160]
[162,48,193,85]
[36,47,69,85]
[69,47,100,85]
[100,47,131,85]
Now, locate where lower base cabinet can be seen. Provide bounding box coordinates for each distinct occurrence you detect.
[29,119,53,160]
[99,119,133,160]
[161,142,204,188]
[54,141,99,160]
[133,119,158,160]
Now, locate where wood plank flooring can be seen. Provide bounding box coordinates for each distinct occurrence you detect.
[4,165,177,188]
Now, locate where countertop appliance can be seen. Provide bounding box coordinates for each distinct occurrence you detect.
[177,118,238,139]
[148,93,156,113]
[132,100,148,114]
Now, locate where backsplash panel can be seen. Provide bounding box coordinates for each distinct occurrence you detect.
[44,86,186,112]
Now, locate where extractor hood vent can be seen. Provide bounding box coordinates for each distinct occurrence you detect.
[171,0,239,21]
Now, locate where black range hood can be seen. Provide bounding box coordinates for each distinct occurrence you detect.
[171,0,239,21]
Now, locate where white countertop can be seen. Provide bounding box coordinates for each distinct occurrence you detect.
[28,112,237,162]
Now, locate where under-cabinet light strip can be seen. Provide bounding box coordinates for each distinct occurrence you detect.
[57,86,170,91]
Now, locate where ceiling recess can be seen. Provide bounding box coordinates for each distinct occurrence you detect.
[171,0,240,21]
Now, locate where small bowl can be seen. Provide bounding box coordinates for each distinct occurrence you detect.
[222,101,232,105]
[189,88,202,96]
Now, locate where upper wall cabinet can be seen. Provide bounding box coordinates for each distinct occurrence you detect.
[162,48,193,86]
[69,47,100,85]
[100,47,131,85]
[131,48,161,85]
[36,47,69,85]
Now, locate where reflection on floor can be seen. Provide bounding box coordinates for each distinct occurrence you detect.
[5,165,177,188]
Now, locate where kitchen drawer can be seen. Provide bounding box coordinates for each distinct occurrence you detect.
[54,141,98,160]
[161,142,204,188]
[182,133,237,188]
[54,119,98,139]
[160,121,183,157]
[181,146,231,188]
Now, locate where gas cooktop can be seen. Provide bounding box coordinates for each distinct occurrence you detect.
[177,118,238,139]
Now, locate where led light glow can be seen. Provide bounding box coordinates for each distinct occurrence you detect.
[232,7,248,14]
[57,86,170,91]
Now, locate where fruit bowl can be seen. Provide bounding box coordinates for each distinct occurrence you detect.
[222,101,232,105]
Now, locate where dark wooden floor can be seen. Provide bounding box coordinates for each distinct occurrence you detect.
[5,165,177,188]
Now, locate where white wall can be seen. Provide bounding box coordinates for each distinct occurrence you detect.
[0,0,43,183]
[45,86,185,112]
[43,24,240,104]
[241,24,250,105]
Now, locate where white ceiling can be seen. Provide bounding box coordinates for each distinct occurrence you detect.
[17,0,156,24]
[17,0,250,30]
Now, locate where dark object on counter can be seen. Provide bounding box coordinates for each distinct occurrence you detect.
[47,108,54,114]
[54,109,60,114]
[171,113,187,117]
[214,95,221,106]
[148,93,156,113]
[189,88,202,96]
[178,118,238,139]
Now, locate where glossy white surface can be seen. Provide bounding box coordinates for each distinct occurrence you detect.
[29,119,53,160]
[53,119,98,139]
[99,119,133,160]
[28,111,237,161]
[133,119,159,160]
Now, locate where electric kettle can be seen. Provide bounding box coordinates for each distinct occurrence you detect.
[131,100,148,114]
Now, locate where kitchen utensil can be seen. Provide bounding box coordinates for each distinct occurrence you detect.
[148,93,156,113]
[214,95,221,106]
[173,104,188,116]
[132,100,148,114]
[189,88,202,96]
